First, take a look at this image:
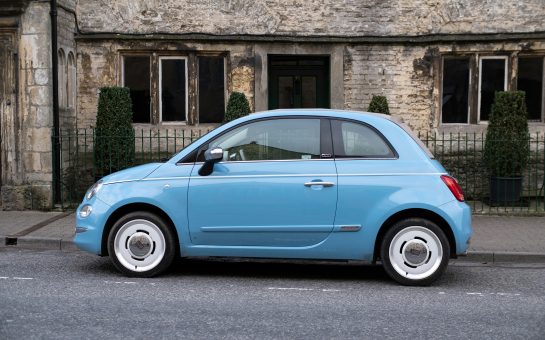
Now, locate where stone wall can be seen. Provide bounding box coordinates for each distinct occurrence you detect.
[75,40,255,128]
[57,4,77,130]
[76,0,545,36]
[344,45,436,132]
[1,1,53,209]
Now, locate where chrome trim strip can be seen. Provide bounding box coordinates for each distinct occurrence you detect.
[103,179,136,185]
[138,173,446,182]
[193,159,333,165]
[201,225,333,232]
[141,177,191,181]
[337,173,446,177]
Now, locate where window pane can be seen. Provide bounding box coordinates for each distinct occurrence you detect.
[278,76,294,108]
[124,56,150,123]
[480,59,506,121]
[301,76,317,108]
[161,58,186,122]
[199,57,225,123]
[332,120,394,158]
[209,119,321,161]
[442,59,469,123]
[518,57,543,121]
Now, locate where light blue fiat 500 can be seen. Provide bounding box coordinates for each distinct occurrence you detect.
[75,110,472,285]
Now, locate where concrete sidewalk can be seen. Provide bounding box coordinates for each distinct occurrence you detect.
[0,211,544,263]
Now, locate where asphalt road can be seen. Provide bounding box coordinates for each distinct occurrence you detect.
[0,248,544,340]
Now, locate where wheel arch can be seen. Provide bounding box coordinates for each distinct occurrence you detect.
[101,202,179,256]
[373,208,456,262]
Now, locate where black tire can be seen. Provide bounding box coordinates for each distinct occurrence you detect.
[380,218,450,286]
[107,211,177,277]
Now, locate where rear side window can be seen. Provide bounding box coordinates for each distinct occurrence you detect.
[332,120,395,158]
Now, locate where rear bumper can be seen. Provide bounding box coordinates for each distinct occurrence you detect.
[439,200,473,255]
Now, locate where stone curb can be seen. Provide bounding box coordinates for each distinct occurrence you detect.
[2,235,545,263]
[463,251,545,264]
[0,235,78,252]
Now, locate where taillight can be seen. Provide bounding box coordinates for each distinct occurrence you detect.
[441,175,465,202]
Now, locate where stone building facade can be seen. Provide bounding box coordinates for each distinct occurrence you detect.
[1,0,545,209]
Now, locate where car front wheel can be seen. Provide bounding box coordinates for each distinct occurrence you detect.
[107,211,176,277]
[380,218,450,286]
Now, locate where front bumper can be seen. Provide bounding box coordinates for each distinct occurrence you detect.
[74,197,111,255]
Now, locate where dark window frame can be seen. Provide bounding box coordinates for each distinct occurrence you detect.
[478,56,508,122]
[121,51,228,125]
[441,57,471,124]
[439,53,545,125]
[517,55,545,122]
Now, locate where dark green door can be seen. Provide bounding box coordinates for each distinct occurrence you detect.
[268,56,330,109]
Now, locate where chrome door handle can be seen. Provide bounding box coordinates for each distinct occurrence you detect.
[304,181,335,187]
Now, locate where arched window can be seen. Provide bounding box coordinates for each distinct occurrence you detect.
[58,49,66,108]
[67,52,76,108]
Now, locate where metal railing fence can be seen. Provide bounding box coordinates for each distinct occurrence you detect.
[53,128,210,208]
[53,129,545,214]
[418,132,544,215]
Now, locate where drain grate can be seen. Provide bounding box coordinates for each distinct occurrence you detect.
[5,237,17,246]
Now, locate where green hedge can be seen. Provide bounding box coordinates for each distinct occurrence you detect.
[94,87,135,177]
[483,91,529,177]
[224,92,251,123]
[367,95,390,115]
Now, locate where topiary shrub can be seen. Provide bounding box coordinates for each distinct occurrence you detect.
[224,91,251,123]
[94,87,135,177]
[367,95,390,115]
[484,91,529,177]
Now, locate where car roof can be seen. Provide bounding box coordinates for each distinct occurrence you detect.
[243,109,399,123]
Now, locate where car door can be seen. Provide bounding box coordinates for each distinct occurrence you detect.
[331,119,399,240]
[187,117,337,247]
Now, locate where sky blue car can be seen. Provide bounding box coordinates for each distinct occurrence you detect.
[75,110,472,286]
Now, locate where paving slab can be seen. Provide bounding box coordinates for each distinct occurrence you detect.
[24,212,75,240]
[0,211,63,236]
[469,215,545,253]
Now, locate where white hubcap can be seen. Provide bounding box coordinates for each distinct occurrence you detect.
[388,226,443,280]
[114,219,166,272]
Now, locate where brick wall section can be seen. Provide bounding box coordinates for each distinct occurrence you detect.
[76,0,545,36]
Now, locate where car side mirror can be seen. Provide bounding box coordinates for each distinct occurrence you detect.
[198,147,223,176]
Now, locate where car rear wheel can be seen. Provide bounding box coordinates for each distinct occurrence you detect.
[380,218,450,286]
[107,211,176,277]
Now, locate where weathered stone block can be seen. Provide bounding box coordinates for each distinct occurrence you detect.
[21,2,50,35]
[34,68,49,86]
[1,184,52,211]
[28,86,51,106]
[20,34,51,69]
[25,128,52,152]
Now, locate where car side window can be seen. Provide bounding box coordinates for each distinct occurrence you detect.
[332,120,395,158]
[206,118,321,161]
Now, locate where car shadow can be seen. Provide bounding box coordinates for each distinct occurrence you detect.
[166,257,391,283]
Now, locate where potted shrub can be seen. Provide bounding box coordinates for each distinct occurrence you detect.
[94,87,135,178]
[483,91,530,204]
[367,95,390,115]
[224,91,251,123]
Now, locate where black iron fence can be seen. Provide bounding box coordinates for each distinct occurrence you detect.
[54,128,210,208]
[53,129,545,214]
[418,132,545,215]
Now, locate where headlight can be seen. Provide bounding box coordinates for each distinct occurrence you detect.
[85,180,103,200]
[79,204,93,218]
